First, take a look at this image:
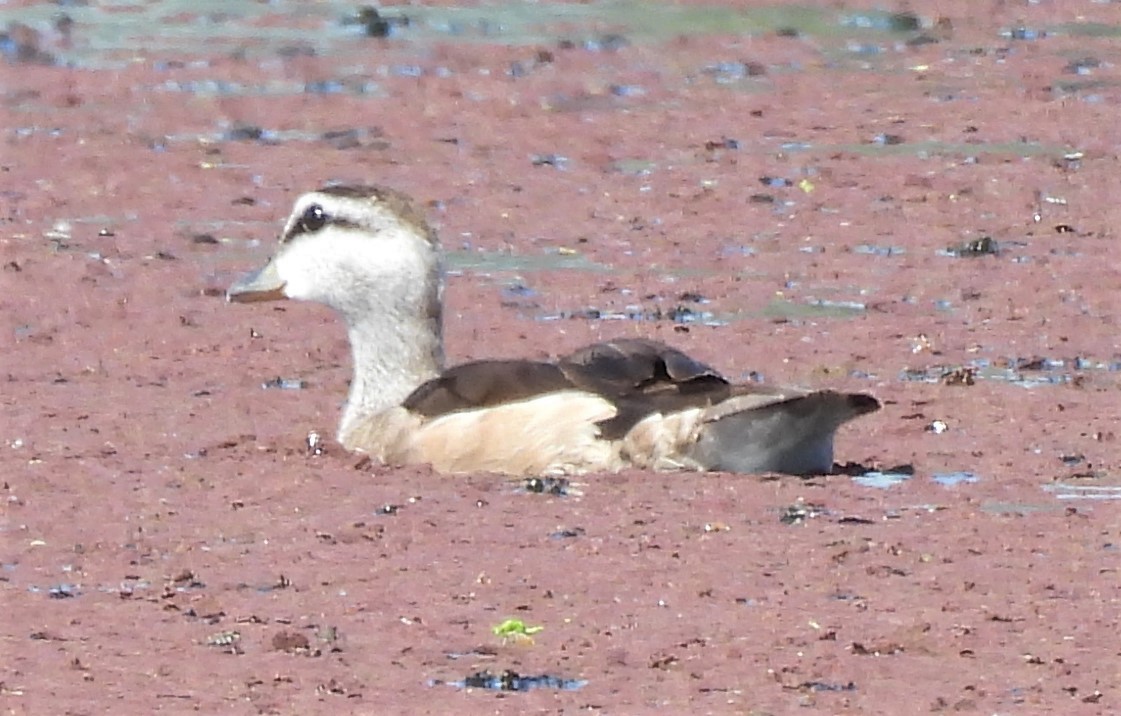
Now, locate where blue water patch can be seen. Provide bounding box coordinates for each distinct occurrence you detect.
[432,669,587,691]
[1043,483,1121,500]
[932,471,980,487]
[853,469,912,489]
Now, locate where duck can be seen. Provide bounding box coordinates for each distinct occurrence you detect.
[227,184,880,476]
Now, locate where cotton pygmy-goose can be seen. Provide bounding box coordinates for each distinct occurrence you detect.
[228,185,879,475]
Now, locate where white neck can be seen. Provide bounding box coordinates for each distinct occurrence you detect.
[338,306,443,442]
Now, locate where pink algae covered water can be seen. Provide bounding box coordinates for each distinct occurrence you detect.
[2,1,1120,713]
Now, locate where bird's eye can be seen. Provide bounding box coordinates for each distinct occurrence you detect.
[300,204,328,234]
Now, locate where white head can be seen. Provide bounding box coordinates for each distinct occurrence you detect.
[229,185,442,328]
[229,185,445,431]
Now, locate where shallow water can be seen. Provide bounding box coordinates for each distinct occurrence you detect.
[0,2,924,69]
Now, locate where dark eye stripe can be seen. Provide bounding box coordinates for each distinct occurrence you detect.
[300,205,328,233]
[281,205,362,243]
[282,204,326,243]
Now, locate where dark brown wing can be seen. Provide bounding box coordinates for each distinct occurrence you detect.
[403,360,573,417]
[403,338,736,440]
[558,338,733,438]
[559,338,724,391]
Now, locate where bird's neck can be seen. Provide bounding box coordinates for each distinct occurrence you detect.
[337,307,443,444]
